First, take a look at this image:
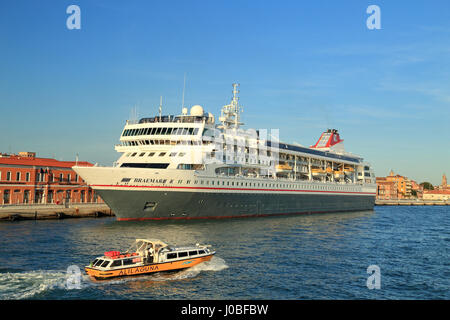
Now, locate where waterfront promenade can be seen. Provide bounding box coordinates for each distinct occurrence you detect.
[376,199,450,206]
[0,203,114,221]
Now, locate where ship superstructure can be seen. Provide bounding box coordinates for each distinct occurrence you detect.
[74,84,376,220]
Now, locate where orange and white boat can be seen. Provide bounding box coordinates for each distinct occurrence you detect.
[85,239,215,280]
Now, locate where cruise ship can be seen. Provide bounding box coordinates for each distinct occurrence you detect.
[73,84,376,221]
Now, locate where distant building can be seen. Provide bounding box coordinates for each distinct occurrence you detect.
[376,177,398,200]
[435,173,450,191]
[384,170,412,199]
[410,179,422,199]
[0,152,103,205]
[423,189,450,201]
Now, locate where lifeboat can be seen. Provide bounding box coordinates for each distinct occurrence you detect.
[85,239,215,280]
[311,168,327,177]
[275,163,292,173]
[343,166,355,174]
[333,170,345,179]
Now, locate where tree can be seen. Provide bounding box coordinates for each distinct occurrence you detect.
[420,182,434,190]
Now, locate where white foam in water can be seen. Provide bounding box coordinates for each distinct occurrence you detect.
[0,257,228,299]
[0,270,68,300]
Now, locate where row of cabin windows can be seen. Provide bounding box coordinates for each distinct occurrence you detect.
[0,171,78,183]
[122,127,200,137]
[132,177,358,192]
[121,139,206,147]
[166,250,206,260]
[92,250,207,268]
[125,151,185,158]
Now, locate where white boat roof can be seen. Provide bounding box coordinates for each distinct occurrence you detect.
[135,239,168,247]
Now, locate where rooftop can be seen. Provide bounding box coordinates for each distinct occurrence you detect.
[0,153,92,168]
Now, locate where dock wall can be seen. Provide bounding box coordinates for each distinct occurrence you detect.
[376,199,450,206]
[0,203,114,221]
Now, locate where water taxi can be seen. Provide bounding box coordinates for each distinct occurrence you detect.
[85,239,215,280]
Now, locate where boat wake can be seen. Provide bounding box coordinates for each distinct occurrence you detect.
[0,257,228,299]
[0,270,80,300]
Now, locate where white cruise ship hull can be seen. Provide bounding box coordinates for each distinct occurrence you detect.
[73,166,376,221]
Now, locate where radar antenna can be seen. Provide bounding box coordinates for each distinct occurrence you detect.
[219,83,244,129]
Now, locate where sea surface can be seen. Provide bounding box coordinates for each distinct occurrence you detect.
[0,206,448,300]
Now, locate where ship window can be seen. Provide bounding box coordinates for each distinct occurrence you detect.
[123,259,134,266]
[92,259,99,266]
[155,127,162,135]
[101,260,110,268]
[167,253,177,259]
[139,152,146,157]
[198,250,205,255]
[189,251,198,256]
[111,260,122,267]
[178,152,185,157]
[160,128,167,135]
[149,128,156,135]
[94,259,104,267]
[193,128,199,135]
[178,252,188,258]
[170,152,177,157]
[148,152,155,157]
[131,152,137,157]
[159,152,166,157]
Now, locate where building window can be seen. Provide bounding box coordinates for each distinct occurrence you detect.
[3,190,10,204]
[59,173,64,182]
[23,190,30,204]
[68,174,71,182]
[26,172,30,182]
[16,172,21,181]
[6,171,11,181]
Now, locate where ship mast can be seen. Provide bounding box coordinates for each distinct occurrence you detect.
[219,83,244,130]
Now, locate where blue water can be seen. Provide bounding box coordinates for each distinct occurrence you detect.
[0,206,448,299]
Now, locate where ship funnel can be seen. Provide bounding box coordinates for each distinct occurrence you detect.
[311,129,344,149]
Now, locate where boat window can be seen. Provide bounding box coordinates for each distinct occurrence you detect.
[161,128,167,135]
[198,250,206,254]
[123,259,134,266]
[170,152,177,157]
[155,127,162,135]
[92,259,99,266]
[189,251,198,256]
[139,152,146,157]
[167,253,177,260]
[159,152,166,157]
[94,259,104,267]
[131,152,137,157]
[178,252,188,258]
[148,152,155,157]
[101,260,110,268]
[111,260,122,267]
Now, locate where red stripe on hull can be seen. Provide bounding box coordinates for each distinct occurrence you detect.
[116,208,371,221]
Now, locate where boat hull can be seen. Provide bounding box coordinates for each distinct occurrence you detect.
[85,254,214,280]
[95,188,375,221]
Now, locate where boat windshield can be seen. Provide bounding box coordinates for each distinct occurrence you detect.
[93,259,104,267]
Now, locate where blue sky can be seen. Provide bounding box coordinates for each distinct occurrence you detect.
[0,0,449,185]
